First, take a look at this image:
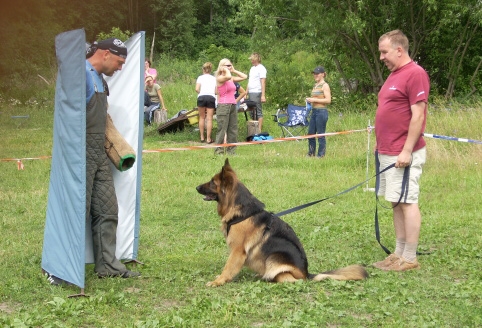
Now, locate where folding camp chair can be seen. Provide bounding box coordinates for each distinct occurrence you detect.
[274,104,311,138]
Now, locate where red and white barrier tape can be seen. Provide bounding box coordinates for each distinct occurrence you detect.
[1,128,369,169]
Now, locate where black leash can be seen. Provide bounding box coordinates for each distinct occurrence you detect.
[274,155,430,255]
[275,163,396,217]
[374,151,432,256]
[374,151,409,254]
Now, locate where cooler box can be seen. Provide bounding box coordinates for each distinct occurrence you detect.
[188,108,199,125]
[247,120,260,137]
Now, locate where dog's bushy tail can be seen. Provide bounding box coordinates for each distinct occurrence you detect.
[309,265,368,281]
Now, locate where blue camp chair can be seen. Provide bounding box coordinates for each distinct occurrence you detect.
[274,103,311,138]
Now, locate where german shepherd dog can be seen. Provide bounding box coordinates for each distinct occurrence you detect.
[196,159,368,287]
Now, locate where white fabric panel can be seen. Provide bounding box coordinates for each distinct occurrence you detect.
[105,32,144,260]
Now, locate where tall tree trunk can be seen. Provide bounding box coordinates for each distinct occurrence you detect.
[339,30,383,93]
[150,31,155,63]
[466,57,482,98]
[333,56,354,93]
[445,23,478,99]
[127,0,136,33]
[210,0,213,24]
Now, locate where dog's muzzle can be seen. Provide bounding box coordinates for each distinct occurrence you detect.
[196,185,218,201]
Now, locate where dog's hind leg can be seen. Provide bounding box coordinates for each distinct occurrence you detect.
[273,272,299,283]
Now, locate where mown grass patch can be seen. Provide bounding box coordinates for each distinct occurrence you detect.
[1,98,481,327]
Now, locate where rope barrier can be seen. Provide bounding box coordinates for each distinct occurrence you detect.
[0,156,52,162]
[423,133,482,145]
[0,156,52,170]
[368,126,482,145]
[2,127,480,169]
[143,128,368,153]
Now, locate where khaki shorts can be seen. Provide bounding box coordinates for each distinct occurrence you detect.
[377,147,426,204]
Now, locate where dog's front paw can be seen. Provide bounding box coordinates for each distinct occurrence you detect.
[206,277,226,287]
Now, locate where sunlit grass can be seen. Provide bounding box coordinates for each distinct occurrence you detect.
[1,95,481,327]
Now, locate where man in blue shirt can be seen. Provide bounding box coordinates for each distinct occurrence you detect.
[46,38,140,285]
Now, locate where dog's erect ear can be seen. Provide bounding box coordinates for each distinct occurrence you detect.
[221,158,232,174]
[220,158,235,187]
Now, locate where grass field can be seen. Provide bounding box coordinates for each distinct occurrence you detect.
[1,92,481,327]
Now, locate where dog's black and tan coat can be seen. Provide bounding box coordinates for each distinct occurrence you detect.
[196,159,368,287]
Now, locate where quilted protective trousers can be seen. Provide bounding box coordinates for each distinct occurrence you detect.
[86,90,128,276]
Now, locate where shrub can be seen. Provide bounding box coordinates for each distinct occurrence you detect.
[96,27,132,42]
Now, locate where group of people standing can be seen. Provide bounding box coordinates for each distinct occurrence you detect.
[195,53,334,158]
[142,53,331,159]
[195,53,267,155]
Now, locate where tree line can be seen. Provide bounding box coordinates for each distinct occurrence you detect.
[1,0,481,101]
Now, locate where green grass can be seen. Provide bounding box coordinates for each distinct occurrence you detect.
[1,93,481,327]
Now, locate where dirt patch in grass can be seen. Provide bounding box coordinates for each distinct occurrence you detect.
[0,302,15,314]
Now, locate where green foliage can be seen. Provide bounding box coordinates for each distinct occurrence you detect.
[266,50,319,108]
[421,0,482,97]
[193,0,251,54]
[96,27,133,42]
[1,0,482,100]
[0,0,132,97]
[150,0,197,58]
[200,44,235,67]
[0,0,60,96]
[154,55,200,85]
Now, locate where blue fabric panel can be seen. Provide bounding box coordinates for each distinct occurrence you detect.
[41,29,86,288]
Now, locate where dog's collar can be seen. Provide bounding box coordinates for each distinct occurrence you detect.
[226,215,249,235]
[226,213,274,236]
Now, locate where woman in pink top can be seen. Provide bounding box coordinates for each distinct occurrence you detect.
[214,58,247,155]
[144,58,158,83]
